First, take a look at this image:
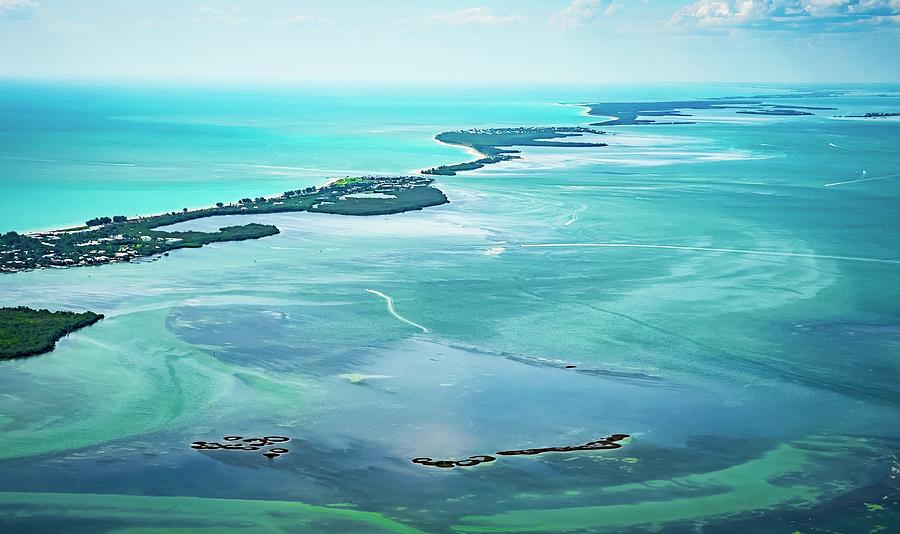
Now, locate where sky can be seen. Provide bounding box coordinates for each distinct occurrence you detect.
[1,0,899,84]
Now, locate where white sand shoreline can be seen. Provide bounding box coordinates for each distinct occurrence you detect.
[411,137,488,175]
[24,179,350,236]
[433,137,486,159]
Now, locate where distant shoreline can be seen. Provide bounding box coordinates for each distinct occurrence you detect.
[578,91,841,126]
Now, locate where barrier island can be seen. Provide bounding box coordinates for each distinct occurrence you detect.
[736,109,812,116]
[422,127,607,176]
[0,307,104,359]
[581,99,836,126]
[0,176,447,274]
[422,100,837,176]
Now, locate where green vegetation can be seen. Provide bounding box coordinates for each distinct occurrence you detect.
[1,175,447,273]
[421,156,517,176]
[311,181,449,215]
[422,127,607,176]
[333,177,363,186]
[0,307,104,359]
[85,215,127,226]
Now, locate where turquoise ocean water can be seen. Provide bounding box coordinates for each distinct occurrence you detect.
[1,81,899,532]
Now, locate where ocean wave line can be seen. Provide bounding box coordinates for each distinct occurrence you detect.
[520,243,900,265]
[365,289,430,333]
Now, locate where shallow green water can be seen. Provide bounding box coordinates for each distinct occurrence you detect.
[1,83,899,532]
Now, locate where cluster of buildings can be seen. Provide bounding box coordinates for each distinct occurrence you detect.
[453,126,594,135]
[307,176,434,210]
[0,231,183,272]
[322,175,433,197]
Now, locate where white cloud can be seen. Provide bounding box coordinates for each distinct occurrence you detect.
[395,7,525,28]
[0,0,34,10]
[274,14,336,28]
[669,0,900,29]
[44,20,97,32]
[0,0,36,21]
[190,5,245,26]
[550,0,621,29]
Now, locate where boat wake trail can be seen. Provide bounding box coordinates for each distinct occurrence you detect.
[824,172,900,188]
[828,142,850,150]
[366,289,430,333]
[521,243,900,266]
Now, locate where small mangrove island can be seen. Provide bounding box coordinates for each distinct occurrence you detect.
[0,307,104,359]
[422,126,607,176]
[848,112,900,119]
[1,175,447,274]
[412,433,631,469]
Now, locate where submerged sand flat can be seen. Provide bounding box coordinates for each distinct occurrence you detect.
[1,85,899,532]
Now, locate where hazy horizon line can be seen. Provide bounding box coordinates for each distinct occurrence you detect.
[3,75,900,89]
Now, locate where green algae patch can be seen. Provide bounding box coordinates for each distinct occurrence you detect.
[0,307,312,460]
[453,437,868,533]
[332,177,363,186]
[0,309,218,459]
[0,492,425,534]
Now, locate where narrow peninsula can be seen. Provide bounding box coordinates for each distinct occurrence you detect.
[0,307,104,359]
[1,175,447,274]
[422,127,607,176]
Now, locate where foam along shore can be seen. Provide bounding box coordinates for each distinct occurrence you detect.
[0,176,448,274]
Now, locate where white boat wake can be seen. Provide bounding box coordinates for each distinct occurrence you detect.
[824,172,900,187]
[521,243,900,265]
[366,289,430,333]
